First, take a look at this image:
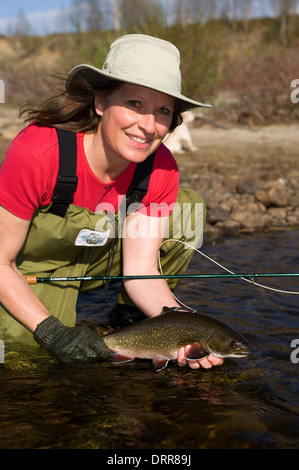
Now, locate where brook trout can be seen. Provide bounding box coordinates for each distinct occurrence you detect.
[102,307,250,371]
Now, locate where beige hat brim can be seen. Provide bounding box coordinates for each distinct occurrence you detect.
[66,64,212,112]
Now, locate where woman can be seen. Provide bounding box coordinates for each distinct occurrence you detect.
[0,34,223,370]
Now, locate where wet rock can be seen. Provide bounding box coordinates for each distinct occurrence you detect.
[287,208,299,226]
[236,179,259,195]
[230,202,271,230]
[287,191,299,208]
[207,207,230,224]
[218,194,239,212]
[237,193,256,204]
[216,218,241,236]
[255,179,289,207]
[223,174,247,192]
[203,223,224,243]
[267,207,288,227]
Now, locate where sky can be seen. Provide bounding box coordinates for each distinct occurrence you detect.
[0,0,74,35]
[1,0,73,18]
[1,0,295,36]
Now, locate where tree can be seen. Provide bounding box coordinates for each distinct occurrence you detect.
[119,0,166,32]
[69,0,103,33]
[279,0,297,45]
[111,0,121,31]
[15,8,31,35]
[86,0,103,31]
[241,0,252,32]
[69,0,87,32]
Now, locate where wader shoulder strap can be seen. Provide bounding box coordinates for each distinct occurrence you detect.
[49,129,78,218]
[125,151,156,213]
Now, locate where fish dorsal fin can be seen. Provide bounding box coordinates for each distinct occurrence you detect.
[161,306,183,315]
[161,306,190,315]
[186,342,209,360]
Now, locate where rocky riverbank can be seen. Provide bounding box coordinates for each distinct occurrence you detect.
[175,122,299,243]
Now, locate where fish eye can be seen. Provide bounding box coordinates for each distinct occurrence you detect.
[230,340,237,348]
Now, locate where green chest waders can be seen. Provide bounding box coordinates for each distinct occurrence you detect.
[0,130,205,346]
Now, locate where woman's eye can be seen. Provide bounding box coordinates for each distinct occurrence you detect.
[159,107,170,115]
[128,100,140,108]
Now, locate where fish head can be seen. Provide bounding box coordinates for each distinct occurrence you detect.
[206,329,250,359]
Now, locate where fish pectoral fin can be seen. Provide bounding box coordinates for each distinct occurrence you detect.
[186,342,209,361]
[111,352,135,364]
[152,359,169,371]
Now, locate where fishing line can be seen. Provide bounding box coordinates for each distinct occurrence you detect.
[158,239,299,297]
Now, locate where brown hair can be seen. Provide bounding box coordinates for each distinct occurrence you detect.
[20,75,183,133]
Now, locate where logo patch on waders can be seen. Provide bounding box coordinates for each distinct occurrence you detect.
[75,229,110,246]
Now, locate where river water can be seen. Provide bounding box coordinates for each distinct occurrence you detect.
[1,230,299,450]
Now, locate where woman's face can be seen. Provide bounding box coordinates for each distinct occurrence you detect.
[95,83,175,164]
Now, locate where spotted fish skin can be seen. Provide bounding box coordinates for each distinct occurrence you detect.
[102,307,250,371]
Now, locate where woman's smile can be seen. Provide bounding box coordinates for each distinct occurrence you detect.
[125,132,153,146]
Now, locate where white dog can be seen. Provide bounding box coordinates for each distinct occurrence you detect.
[163,111,197,154]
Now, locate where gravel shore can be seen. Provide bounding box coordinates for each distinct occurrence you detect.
[174,122,299,243]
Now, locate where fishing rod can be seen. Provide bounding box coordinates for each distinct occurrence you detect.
[25,272,299,284]
[24,238,299,295]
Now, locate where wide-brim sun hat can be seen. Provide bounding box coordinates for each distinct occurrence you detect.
[66,34,211,113]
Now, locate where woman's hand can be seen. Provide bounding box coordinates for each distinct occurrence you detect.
[33,316,111,364]
[178,345,224,370]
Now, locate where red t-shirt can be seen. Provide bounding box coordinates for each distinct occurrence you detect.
[0,124,179,221]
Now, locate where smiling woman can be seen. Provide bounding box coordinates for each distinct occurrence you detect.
[0,33,220,371]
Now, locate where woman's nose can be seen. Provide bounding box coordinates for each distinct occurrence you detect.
[139,113,156,134]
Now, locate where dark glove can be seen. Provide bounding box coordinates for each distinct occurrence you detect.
[33,316,111,364]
